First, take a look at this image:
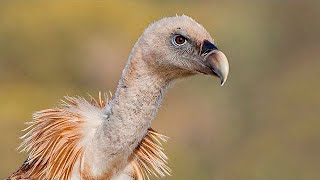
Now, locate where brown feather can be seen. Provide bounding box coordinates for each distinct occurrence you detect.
[131,128,171,180]
[8,96,93,180]
[8,93,170,180]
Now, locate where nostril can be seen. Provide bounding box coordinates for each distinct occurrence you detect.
[201,40,218,56]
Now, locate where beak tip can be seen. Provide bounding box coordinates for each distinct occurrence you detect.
[220,76,227,86]
[220,80,226,87]
[211,51,229,87]
[220,80,225,86]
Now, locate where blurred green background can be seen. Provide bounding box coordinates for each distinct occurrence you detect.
[1,1,320,179]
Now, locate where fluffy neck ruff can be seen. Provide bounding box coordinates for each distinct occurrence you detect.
[11,94,171,180]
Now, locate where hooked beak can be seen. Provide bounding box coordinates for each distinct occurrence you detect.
[201,40,229,86]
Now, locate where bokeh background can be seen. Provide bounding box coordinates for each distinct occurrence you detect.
[1,1,320,179]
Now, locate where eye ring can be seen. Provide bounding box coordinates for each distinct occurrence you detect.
[172,35,187,46]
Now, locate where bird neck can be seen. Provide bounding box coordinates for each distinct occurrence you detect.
[90,46,172,174]
[110,47,171,132]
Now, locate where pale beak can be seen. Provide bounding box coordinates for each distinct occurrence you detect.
[201,40,229,86]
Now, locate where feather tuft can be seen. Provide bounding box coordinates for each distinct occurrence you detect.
[9,93,108,180]
[8,92,170,180]
[131,128,171,180]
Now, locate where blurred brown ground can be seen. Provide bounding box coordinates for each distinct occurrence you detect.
[0,1,320,179]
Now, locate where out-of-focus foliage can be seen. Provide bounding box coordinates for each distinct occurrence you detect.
[1,1,320,179]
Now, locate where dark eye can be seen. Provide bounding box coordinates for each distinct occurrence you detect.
[173,35,187,46]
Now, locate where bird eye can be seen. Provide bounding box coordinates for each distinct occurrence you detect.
[173,35,187,46]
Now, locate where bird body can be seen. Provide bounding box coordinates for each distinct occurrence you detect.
[7,15,229,180]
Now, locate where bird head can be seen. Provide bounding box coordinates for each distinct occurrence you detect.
[137,15,229,86]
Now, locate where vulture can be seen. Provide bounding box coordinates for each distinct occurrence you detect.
[7,15,229,180]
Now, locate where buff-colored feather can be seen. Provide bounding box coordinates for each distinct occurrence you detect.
[17,98,87,180]
[131,129,171,180]
[9,93,170,180]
